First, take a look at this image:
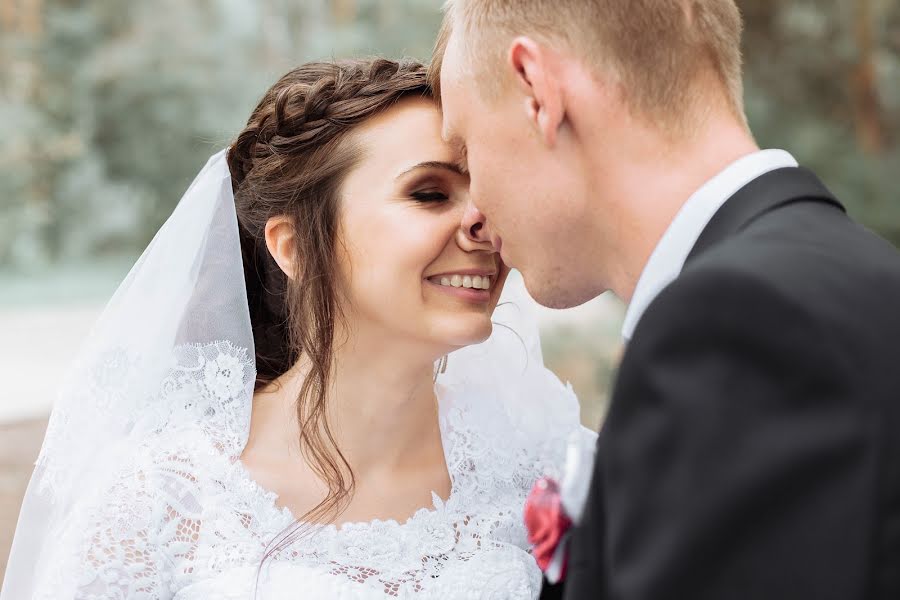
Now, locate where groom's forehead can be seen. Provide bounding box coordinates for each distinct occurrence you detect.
[440,115,461,147]
[437,83,462,143]
[439,95,469,150]
[437,52,467,128]
[439,29,470,93]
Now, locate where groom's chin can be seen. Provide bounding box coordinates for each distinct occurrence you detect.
[522,275,604,310]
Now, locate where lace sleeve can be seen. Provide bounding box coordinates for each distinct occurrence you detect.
[73,468,167,599]
[35,443,203,600]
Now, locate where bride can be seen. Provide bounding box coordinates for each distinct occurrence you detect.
[2,58,592,599]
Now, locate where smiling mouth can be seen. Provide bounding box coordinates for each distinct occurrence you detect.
[427,273,494,290]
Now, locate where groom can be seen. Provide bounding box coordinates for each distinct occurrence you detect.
[431,1,900,599]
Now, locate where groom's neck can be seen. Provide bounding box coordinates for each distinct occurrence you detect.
[597,110,760,303]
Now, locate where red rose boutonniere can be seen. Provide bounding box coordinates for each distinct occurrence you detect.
[525,476,572,583]
[525,430,597,584]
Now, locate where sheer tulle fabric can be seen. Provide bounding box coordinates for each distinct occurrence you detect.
[1,150,593,599]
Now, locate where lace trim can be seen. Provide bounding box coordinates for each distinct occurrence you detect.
[37,341,255,498]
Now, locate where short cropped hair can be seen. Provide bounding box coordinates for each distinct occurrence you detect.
[430,0,747,133]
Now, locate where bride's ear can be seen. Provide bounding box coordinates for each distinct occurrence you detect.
[264,216,297,279]
[508,36,565,148]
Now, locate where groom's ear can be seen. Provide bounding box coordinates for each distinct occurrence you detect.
[508,36,565,148]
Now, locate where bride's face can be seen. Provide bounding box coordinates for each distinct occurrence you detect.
[336,97,509,353]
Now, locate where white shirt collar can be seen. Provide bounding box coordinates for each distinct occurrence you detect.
[621,149,799,341]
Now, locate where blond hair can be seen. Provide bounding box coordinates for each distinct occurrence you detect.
[430,0,747,133]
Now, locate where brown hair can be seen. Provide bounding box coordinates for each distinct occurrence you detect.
[430,0,746,133]
[226,58,430,547]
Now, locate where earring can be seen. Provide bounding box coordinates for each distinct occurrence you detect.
[433,354,449,383]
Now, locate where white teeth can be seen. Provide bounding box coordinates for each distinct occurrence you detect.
[434,274,493,289]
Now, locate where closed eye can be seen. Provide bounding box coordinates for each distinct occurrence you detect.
[410,191,449,203]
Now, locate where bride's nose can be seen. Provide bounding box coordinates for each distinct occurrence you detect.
[457,202,495,252]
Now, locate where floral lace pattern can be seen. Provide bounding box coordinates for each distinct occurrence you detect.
[32,342,591,600]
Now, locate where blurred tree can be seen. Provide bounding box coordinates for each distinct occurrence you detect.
[739,0,899,243]
[333,0,358,24]
[0,0,896,269]
[851,0,885,153]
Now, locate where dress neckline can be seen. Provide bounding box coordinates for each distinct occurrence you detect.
[228,382,462,534]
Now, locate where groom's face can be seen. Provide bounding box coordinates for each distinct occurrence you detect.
[438,31,603,309]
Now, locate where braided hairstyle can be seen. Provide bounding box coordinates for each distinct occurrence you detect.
[226,58,430,542]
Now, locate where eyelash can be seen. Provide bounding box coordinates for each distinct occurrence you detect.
[410,191,449,203]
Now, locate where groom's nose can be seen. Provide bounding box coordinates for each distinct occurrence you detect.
[459,202,497,250]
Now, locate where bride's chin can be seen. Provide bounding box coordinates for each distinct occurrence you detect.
[430,317,494,349]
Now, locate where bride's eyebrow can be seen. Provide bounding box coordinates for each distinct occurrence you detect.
[395,161,465,179]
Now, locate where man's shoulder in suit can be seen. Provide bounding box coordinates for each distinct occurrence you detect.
[678,198,900,339]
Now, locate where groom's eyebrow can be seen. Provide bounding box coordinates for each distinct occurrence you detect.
[396,161,465,178]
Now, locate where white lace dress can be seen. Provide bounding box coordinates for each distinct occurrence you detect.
[39,348,592,600]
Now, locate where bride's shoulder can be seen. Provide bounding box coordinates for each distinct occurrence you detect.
[440,375,595,486]
[100,422,231,506]
[37,421,227,599]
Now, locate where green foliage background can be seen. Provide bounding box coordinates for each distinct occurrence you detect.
[0,0,897,268]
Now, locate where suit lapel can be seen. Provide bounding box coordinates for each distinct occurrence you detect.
[686,167,845,264]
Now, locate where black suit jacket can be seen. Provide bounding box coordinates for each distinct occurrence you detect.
[550,167,900,599]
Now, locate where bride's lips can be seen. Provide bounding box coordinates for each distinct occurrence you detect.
[426,281,492,302]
